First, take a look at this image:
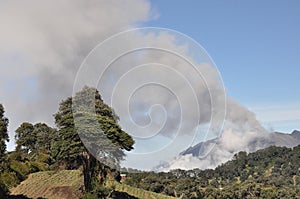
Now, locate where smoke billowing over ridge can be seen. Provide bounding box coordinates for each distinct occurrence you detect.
[0,0,151,149]
[0,0,271,170]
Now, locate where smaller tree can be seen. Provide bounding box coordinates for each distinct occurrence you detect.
[34,123,57,154]
[0,104,9,165]
[15,122,56,155]
[0,104,9,197]
[15,122,35,153]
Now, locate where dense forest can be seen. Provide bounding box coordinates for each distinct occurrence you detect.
[0,86,299,198]
[124,145,300,198]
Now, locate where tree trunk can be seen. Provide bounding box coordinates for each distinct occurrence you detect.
[81,151,96,192]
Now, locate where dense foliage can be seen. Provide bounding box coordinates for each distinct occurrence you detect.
[15,122,57,155]
[124,145,300,198]
[0,105,51,198]
[0,87,135,198]
[1,126,54,197]
[52,86,134,192]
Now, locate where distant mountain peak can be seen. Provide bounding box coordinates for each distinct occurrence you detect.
[292,130,300,134]
[291,130,300,139]
[158,129,300,171]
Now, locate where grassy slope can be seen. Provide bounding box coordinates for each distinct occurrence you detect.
[10,170,177,199]
[10,170,83,199]
[107,180,178,199]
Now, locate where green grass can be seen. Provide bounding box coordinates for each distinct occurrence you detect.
[10,170,83,199]
[107,180,178,199]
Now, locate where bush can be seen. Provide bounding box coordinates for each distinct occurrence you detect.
[0,179,8,198]
[35,153,51,164]
[0,170,20,188]
[82,184,112,199]
[10,160,30,181]
[28,161,47,173]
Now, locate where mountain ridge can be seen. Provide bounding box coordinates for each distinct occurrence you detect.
[157,130,300,171]
[181,130,300,157]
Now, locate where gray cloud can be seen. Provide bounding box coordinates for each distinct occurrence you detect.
[0,0,151,150]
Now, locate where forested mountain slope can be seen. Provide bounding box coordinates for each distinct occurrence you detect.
[125,145,300,198]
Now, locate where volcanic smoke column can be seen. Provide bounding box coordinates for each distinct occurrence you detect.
[72,28,226,170]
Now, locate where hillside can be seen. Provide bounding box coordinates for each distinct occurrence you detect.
[9,170,177,199]
[107,180,178,199]
[125,145,300,198]
[10,170,83,199]
[5,145,300,198]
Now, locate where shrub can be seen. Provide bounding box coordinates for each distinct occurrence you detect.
[10,160,30,180]
[0,178,8,198]
[28,161,47,173]
[1,170,20,188]
[82,184,112,199]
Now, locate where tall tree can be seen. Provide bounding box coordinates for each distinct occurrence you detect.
[53,86,134,191]
[0,104,9,164]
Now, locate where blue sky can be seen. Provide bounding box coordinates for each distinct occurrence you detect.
[145,0,300,133]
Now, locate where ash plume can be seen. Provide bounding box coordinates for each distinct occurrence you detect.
[0,0,277,171]
[0,0,151,150]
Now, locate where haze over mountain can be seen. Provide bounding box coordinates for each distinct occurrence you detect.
[156,130,300,171]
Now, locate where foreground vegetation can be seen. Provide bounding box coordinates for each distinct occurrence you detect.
[9,170,177,199]
[10,170,82,199]
[107,180,177,199]
[3,145,300,198]
[0,87,135,198]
